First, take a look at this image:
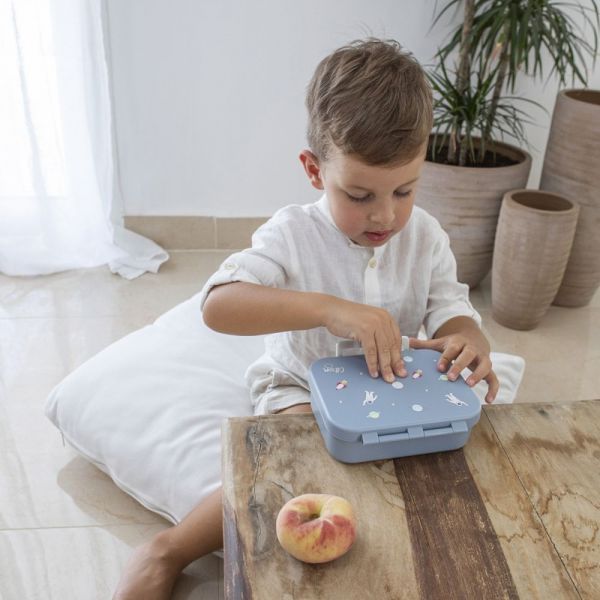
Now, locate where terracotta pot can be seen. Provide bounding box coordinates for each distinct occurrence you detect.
[492,190,579,330]
[540,89,600,307]
[418,139,532,288]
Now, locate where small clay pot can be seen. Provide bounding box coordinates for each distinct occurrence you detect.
[492,190,579,330]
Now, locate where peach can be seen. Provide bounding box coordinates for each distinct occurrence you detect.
[275,493,357,563]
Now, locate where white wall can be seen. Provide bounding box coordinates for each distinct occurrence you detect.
[104,0,600,217]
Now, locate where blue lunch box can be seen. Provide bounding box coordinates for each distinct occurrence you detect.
[308,339,481,463]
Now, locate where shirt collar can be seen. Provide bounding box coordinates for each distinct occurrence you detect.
[316,194,388,257]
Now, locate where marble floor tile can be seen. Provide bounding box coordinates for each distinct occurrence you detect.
[0,315,154,398]
[0,251,227,320]
[0,316,169,529]
[478,304,600,403]
[0,524,222,600]
[0,407,166,529]
[1,249,599,599]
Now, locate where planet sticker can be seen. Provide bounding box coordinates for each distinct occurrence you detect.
[404,356,414,363]
[392,381,404,389]
[367,411,380,419]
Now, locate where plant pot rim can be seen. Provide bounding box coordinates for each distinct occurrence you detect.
[504,189,579,216]
[560,89,600,106]
[426,136,532,171]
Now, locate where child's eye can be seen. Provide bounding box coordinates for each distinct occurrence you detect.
[345,190,412,202]
[346,192,372,202]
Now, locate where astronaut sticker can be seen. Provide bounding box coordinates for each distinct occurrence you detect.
[363,391,378,406]
[335,380,348,390]
[445,392,468,407]
[411,369,423,379]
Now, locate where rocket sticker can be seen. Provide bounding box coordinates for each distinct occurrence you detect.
[445,392,468,407]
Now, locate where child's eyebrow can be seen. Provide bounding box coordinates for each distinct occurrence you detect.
[348,177,419,192]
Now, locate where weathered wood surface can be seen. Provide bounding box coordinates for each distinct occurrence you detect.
[222,400,599,599]
[486,400,600,598]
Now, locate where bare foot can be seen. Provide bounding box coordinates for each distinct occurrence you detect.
[113,531,183,600]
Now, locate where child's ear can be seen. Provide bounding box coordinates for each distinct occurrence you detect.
[299,150,325,190]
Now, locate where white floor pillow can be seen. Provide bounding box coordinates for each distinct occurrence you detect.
[45,293,266,523]
[45,292,525,524]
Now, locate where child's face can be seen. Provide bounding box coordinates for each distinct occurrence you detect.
[300,146,425,247]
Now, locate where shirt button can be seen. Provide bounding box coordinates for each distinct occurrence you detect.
[224,262,236,270]
[368,257,377,269]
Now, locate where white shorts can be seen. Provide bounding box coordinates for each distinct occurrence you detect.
[248,366,311,415]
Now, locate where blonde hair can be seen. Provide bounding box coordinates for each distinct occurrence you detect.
[306,38,433,166]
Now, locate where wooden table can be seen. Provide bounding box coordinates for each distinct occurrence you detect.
[222,400,600,599]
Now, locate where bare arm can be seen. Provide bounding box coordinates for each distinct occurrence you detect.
[202,281,407,382]
[202,282,332,335]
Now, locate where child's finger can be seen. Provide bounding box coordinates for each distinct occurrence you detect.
[437,343,461,373]
[446,347,476,381]
[463,357,492,387]
[408,337,443,351]
[362,336,379,378]
[390,343,406,378]
[375,329,395,383]
[390,325,406,377]
[484,369,500,403]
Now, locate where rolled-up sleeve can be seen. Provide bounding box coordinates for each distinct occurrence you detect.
[199,218,289,311]
[422,225,481,338]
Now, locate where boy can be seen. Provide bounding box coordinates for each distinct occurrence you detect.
[113,38,498,599]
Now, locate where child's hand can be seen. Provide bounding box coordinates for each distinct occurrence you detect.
[408,333,499,403]
[322,297,407,383]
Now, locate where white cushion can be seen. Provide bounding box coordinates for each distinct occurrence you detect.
[44,293,266,523]
[45,293,524,524]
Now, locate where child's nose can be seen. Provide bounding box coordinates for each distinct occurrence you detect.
[369,199,395,227]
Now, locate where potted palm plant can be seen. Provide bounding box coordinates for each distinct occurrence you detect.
[417,0,599,288]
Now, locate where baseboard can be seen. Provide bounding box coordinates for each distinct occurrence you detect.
[124,216,268,250]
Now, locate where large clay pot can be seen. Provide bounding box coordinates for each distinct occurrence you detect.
[418,139,532,288]
[540,89,600,307]
[492,190,579,330]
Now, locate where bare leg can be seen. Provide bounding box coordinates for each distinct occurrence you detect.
[113,403,312,599]
[113,487,223,600]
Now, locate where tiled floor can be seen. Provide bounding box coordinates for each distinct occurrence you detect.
[1,250,599,599]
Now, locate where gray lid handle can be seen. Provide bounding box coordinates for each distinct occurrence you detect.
[335,340,363,357]
[335,336,410,357]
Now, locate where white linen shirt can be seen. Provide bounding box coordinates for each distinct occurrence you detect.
[199,194,481,414]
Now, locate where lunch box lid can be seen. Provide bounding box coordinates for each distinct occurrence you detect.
[308,348,481,444]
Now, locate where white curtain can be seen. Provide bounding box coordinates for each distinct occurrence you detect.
[0,0,168,279]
